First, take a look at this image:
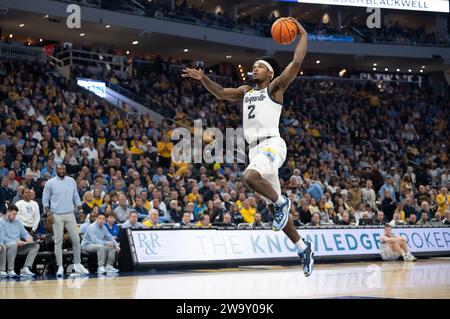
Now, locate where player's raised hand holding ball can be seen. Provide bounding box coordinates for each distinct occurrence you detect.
[271,17,307,45]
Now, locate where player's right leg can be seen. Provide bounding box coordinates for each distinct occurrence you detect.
[243,168,289,230]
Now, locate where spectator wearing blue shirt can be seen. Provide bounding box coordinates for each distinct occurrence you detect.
[109,179,126,193]
[0,204,39,277]
[152,167,168,185]
[81,213,120,274]
[40,159,56,179]
[80,210,98,235]
[133,197,148,221]
[306,179,324,202]
[121,211,144,229]
[105,212,119,240]
[379,176,397,203]
[0,160,8,178]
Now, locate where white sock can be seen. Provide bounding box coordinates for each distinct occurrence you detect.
[401,251,407,258]
[295,238,307,253]
[274,195,285,206]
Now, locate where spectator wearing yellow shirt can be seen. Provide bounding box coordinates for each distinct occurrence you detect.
[157,134,173,168]
[45,84,57,97]
[437,187,450,214]
[195,214,211,228]
[240,199,256,224]
[143,210,161,228]
[140,190,151,212]
[97,131,107,146]
[308,124,321,138]
[188,186,199,203]
[236,193,246,209]
[369,94,380,107]
[45,109,61,126]
[171,160,189,180]
[130,137,144,156]
[92,188,103,208]
[308,198,320,214]
[8,88,20,101]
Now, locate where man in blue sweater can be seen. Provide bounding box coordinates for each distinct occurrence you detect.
[0,204,40,277]
[42,164,89,276]
[81,213,120,274]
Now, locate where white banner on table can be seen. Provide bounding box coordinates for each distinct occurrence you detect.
[130,227,450,264]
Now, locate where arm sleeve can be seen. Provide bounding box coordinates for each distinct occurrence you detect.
[42,181,51,209]
[73,180,82,207]
[103,227,116,245]
[0,224,4,245]
[20,223,30,241]
[32,203,40,231]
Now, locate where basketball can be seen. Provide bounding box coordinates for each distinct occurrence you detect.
[271,18,299,45]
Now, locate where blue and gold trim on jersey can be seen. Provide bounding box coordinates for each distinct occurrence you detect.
[258,147,278,162]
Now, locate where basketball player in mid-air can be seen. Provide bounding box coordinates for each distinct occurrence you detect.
[182,17,313,276]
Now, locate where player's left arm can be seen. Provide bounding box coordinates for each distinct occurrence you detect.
[270,18,307,94]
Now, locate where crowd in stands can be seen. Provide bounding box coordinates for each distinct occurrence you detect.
[1,44,450,273]
[1,54,450,236]
[353,20,448,46]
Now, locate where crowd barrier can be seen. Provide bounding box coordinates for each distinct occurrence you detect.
[118,225,450,270]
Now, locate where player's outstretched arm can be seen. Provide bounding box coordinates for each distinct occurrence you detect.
[182,67,250,101]
[270,18,307,93]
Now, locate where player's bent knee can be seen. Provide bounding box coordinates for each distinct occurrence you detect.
[243,169,261,187]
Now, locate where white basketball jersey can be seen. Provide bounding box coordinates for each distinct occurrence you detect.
[243,86,282,144]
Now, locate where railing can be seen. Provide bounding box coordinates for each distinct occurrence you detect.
[0,42,46,62]
[349,24,449,48]
[56,0,101,8]
[47,54,64,68]
[55,48,128,72]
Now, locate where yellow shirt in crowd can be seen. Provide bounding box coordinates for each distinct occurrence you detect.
[143,220,160,227]
[437,194,450,214]
[157,141,173,159]
[241,207,256,223]
[92,198,102,208]
[188,193,198,203]
[130,140,144,155]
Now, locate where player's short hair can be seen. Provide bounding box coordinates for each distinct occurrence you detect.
[254,56,281,78]
[385,224,392,229]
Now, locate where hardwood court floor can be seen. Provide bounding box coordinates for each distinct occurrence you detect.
[1,258,450,299]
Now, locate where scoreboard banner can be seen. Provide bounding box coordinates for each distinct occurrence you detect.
[128,227,450,265]
[279,0,449,13]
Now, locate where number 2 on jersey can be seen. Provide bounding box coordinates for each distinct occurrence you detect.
[247,104,256,119]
